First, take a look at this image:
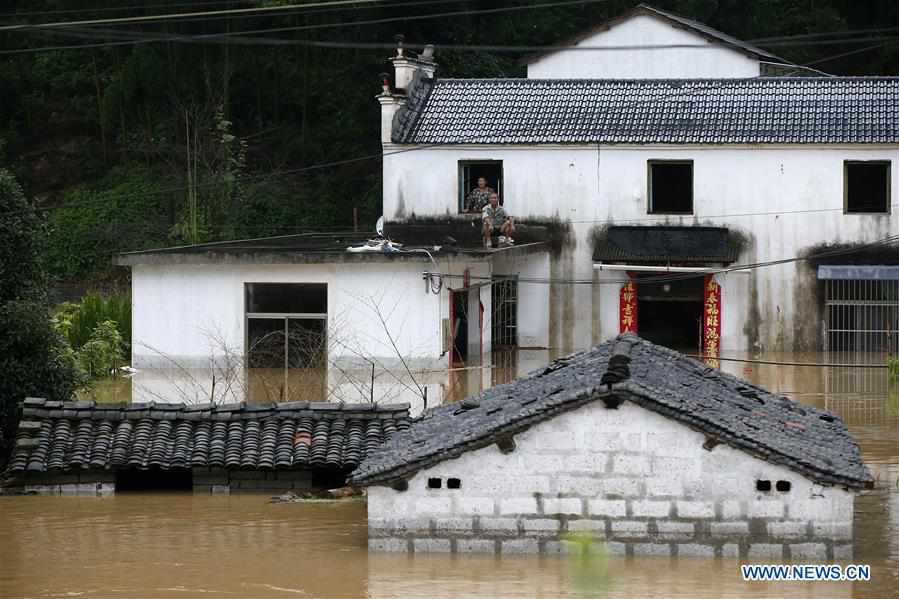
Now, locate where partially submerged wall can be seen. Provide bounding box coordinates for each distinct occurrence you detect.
[383,144,899,352]
[366,401,855,558]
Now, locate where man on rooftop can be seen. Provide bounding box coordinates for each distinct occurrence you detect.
[482,192,514,248]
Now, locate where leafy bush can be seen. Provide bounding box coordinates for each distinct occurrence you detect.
[54,292,131,351]
[888,356,899,380]
[0,169,80,466]
[77,320,126,380]
[45,165,171,280]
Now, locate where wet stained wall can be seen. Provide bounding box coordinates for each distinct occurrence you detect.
[382,144,899,352]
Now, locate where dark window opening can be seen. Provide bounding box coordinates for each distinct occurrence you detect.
[246,283,327,314]
[246,283,328,403]
[116,469,193,492]
[451,290,469,364]
[428,477,442,489]
[649,161,693,214]
[492,277,518,349]
[447,478,461,489]
[636,276,704,352]
[312,468,349,489]
[459,161,503,213]
[775,480,791,493]
[845,161,890,214]
[756,480,772,492]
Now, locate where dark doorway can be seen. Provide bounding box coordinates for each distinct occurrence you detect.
[636,276,704,351]
[451,289,469,363]
[116,469,193,492]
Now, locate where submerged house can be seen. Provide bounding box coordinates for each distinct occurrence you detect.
[114,3,899,411]
[351,334,873,558]
[378,3,899,356]
[117,230,550,408]
[4,399,410,495]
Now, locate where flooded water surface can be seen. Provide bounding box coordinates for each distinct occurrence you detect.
[2,350,899,598]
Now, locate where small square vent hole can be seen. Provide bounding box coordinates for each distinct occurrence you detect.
[756,480,772,492]
[447,478,461,489]
[427,477,442,489]
[776,480,791,492]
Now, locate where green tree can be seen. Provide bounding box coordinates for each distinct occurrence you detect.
[0,169,80,466]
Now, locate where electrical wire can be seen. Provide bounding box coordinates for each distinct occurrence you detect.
[0,0,393,31]
[0,57,888,220]
[425,233,899,287]
[14,19,899,57]
[0,0,241,19]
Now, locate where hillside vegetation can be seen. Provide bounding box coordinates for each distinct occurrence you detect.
[1,0,898,283]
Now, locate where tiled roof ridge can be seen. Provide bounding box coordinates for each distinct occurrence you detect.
[21,398,410,418]
[8,400,412,474]
[350,335,873,489]
[431,76,899,83]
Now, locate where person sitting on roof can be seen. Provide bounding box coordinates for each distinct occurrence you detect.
[466,177,494,212]
[482,192,514,248]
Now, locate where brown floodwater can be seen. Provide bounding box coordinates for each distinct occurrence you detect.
[3,351,899,598]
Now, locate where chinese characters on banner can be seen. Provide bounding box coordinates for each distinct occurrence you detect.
[619,278,638,333]
[703,275,721,368]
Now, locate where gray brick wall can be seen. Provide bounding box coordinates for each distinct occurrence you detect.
[191,468,313,494]
[366,401,856,558]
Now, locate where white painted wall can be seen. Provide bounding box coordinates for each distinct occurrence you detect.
[383,144,899,351]
[492,251,551,348]
[131,261,446,367]
[526,14,761,79]
[367,399,854,556]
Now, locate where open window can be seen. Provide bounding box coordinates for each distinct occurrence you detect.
[648,160,693,214]
[245,283,327,402]
[845,161,890,214]
[459,160,503,214]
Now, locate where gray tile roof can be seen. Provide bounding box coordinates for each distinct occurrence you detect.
[7,400,410,474]
[350,335,873,489]
[393,77,899,145]
[593,226,741,264]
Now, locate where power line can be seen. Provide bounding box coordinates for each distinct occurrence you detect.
[427,233,899,287]
[0,0,391,31]
[1,0,616,54]
[0,0,241,19]
[0,57,882,219]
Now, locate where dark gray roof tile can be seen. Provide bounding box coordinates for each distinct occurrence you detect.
[394,77,899,145]
[6,401,410,475]
[350,335,872,489]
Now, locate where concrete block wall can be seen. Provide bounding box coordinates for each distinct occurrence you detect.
[9,471,116,496]
[367,401,855,558]
[192,468,314,494]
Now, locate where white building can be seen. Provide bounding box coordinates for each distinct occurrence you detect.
[351,334,873,557]
[118,232,550,409]
[119,4,899,408]
[379,4,899,355]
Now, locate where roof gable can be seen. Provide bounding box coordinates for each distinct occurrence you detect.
[350,335,872,489]
[523,3,783,67]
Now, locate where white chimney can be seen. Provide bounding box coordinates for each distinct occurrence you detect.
[376,72,404,145]
[390,35,437,92]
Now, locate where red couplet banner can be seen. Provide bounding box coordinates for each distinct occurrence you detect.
[619,279,637,334]
[703,275,721,366]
